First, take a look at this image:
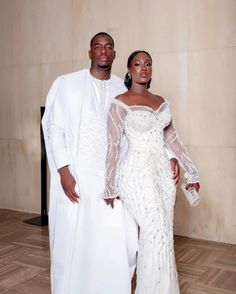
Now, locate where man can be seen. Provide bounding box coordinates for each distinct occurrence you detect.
[42,32,180,294]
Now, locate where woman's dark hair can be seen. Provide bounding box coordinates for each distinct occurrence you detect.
[124,50,152,89]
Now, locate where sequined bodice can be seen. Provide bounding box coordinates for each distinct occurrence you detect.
[104,99,199,199]
[124,105,171,154]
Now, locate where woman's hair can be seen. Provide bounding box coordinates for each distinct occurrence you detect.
[124,50,152,89]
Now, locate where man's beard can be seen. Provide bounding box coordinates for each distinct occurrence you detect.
[98,64,111,71]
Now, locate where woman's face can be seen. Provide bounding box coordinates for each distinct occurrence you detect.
[129,52,152,87]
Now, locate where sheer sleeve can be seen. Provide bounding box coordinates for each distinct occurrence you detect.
[104,103,127,199]
[164,121,199,183]
[165,145,176,160]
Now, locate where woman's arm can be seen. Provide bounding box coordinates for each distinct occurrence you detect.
[104,103,127,207]
[164,120,200,191]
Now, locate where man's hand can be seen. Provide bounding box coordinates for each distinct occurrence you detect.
[170,158,180,185]
[58,166,79,203]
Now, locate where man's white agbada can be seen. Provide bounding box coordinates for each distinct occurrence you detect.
[42,69,138,294]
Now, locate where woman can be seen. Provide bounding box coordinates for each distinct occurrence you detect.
[104,50,200,294]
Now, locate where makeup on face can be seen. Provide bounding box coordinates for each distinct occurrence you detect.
[129,53,152,82]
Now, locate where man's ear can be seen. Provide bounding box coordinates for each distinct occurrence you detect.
[88,50,92,60]
[113,50,116,60]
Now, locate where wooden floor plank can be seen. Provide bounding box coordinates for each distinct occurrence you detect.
[1,208,235,293]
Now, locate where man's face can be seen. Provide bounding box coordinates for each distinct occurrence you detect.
[89,35,116,71]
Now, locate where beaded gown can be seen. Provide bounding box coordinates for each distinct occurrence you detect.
[104,99,199,294]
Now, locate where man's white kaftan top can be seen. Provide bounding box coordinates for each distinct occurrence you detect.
[42,69,138,294]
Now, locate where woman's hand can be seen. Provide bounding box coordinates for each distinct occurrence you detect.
[170,158,180,185]
[186,182,200,192]
[104,196,119,209]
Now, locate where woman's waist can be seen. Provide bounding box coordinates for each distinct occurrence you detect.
[120,150,171,172]
[127,145,165,156]
[120,153,162,169]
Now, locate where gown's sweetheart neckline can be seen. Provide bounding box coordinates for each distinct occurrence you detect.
[113,98,168,114]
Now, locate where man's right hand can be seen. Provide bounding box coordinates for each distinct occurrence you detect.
[58,166,79,203]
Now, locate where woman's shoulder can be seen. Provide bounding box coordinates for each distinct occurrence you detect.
[115,92,129,103]
[152,94,170,107]
[154,94,166,103]
[112,93,130,111]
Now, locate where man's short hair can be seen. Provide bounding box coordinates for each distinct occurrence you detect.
[90,32,115,48]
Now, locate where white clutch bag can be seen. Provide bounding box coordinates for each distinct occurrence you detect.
[181,182,200,207]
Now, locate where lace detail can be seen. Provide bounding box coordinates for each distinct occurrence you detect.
[164,121,199,183]
[103,102,128,199]
[104,99,199,293]
[78,113,108,174]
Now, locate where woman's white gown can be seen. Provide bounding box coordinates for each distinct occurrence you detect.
[104,99,199,294]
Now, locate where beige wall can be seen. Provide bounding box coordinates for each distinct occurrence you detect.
[0,0,235,244]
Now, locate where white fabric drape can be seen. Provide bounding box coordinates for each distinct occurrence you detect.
[42,70,138,294]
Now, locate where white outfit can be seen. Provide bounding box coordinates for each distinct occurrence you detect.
[104,99,199,294]
[42,69,138,294]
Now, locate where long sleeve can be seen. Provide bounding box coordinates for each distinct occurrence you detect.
[165,146,176,160]
[46,79,72,170]
[164,121,199,183]
[104,103,127,199]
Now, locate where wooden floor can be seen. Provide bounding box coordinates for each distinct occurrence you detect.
[0,209,235,294]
